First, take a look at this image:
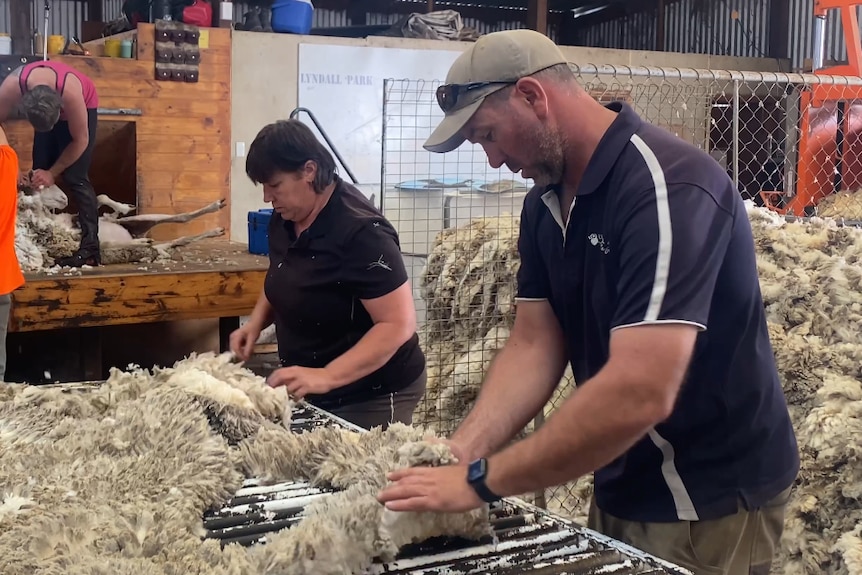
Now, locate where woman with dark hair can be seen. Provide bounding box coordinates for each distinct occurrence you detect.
[230,119,426,430]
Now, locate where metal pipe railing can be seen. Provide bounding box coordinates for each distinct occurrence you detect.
[289,107,360,185]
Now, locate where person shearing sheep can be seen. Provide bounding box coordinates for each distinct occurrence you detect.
[377,29,800,575]
[0,60,100,267]
[229,119,426,430]
[0,125,23,381]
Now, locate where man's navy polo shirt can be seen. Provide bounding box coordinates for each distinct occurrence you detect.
[516,101,799,522]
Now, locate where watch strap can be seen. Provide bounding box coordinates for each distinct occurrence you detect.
[467,458,501,503]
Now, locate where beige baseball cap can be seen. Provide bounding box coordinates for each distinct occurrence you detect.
[423,29,569,154]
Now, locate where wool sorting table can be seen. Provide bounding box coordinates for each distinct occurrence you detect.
[205,402,695,575]
[7,240,268,379]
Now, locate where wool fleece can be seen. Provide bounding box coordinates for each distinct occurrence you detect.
[0,352,490,573]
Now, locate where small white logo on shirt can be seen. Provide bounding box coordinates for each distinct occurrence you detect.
[367,255,392,271]
[588,233,610,255]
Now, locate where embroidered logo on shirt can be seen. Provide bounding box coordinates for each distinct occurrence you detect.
[367,254,392,271]
[588,233,610,255]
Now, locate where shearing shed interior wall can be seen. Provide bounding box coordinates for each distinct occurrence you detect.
[229,31,785,245]
[229,32,787,345]
[416,203,862,575]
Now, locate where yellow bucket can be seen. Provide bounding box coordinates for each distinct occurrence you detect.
[104,39,121,57]
[47,35,64,55]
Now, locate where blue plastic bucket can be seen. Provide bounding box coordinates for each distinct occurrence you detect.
[271,0,313,35]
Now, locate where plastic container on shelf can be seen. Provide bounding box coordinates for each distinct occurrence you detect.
[120,39,133,58]
[47,35,65,54]
[0,34,11,56]
[271,0,313,35]
[104,39,121,57]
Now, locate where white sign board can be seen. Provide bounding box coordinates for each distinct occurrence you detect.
[296,43,528,193]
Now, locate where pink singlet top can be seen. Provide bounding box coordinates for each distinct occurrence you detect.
[18,61,99,120]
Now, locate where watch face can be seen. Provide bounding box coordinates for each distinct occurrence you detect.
[467,458,487,483]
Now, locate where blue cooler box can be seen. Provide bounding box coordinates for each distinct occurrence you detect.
[271,0,314,34]
[248,208,273,255]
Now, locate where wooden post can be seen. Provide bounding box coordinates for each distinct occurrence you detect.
[527,0,549,36]
[87,0,103,23]
[768,0,790,63]
[9,0,32,54]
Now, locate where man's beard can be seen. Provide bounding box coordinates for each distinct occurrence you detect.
[526,124,566,187]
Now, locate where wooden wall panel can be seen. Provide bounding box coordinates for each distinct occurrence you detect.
[2,24,231,240]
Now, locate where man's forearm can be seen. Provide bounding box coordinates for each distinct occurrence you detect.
[451,340,567,462]
[50,139,87,177]
[485,368,669,497]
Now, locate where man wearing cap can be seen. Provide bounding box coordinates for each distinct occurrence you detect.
[377,29,799,575]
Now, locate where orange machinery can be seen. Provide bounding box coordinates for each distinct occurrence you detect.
[761,0,862,216]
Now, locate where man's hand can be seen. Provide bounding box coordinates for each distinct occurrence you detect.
[30,169,54,188]
[377,464,483,513]
[266,366,334,398]
[17,171,30,187]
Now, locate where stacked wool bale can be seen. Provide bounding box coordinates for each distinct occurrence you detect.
[815,188,862,221]
[417,202,862,574]
[0,352,489,574]
[415,215,590,521]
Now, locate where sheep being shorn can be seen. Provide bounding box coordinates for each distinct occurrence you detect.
[14,186,228,271]
[0,352,490,573]
[417,202,862,574]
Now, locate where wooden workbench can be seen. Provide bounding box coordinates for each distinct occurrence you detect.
[8,241,268,376]
[10,239,267,332]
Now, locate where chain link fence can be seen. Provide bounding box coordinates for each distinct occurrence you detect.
[380,64,862,523]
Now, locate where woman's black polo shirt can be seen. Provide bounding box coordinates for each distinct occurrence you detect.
[263,178,425,407]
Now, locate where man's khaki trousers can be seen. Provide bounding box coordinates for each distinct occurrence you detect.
[587,485,792,575]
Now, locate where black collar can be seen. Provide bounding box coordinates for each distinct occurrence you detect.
[282,177,343,243]
[543,101,642,199]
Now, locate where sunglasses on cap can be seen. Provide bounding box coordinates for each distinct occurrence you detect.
[435,81,515,113]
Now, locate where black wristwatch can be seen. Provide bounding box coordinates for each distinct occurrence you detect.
[466,458,501,503]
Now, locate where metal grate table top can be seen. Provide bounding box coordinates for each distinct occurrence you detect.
[203,401,693,575]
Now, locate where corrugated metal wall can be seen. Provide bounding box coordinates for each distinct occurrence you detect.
[577,0,770,59]
[575,0,862,72]
[0,0,125,47]
[786,0,862,70]
[230,5,543,39]
[0,1,549,49]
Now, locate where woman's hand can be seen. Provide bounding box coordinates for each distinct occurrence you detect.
[229,323,261,361]
[266,366,334,399]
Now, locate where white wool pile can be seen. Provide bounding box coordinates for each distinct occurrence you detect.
[419,202,862,574]
[13,187,226,271]
[0,352,489,573]
[415,214,588,519]
[14,187,80,271]
[815,189,862,221]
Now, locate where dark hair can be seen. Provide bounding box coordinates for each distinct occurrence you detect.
[21,85,61,132]
[246,119,338,193]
